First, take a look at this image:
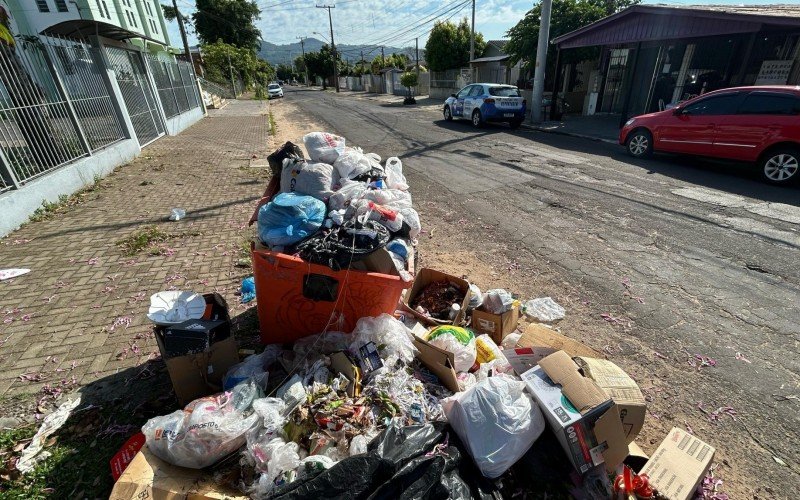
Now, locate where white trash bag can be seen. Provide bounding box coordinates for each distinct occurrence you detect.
[522,297,566,323]
[328,179,368,211]
[303,132,346,164]
[142,386,260,469]
[280,158,338,201]
[333,147,373,180]
[442,376,545,478]
[384,157,409,190]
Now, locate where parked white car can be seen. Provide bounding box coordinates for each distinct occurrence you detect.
[268,83,284,99]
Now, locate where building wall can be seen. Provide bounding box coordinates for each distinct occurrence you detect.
[6,0,169,46]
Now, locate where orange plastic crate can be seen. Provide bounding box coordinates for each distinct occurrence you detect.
[252,246,412,344]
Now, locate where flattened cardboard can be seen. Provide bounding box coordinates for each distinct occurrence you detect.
[411,330,460,392]
[330,351,362,397]
[517,323,601,358]
[402,268,470,326]
[110,447,247,500]
[575,356,646,443]
[351,247,399,276]
[641,427,715,500]
[471,306,520,344]
[522,350,628,474]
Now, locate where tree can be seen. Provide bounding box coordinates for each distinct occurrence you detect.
[202,40,274,89]
[400,72,418,98]
[303,44,336,89]
[193,0,261,51]
[505,0,639,85]
[160,4,179,22]
[425,18,486,71]
[276,63,295,81]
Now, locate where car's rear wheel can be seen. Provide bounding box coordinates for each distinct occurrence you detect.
[760,148,800,185]
[472,109,483,128]
[626,129,653,158]
[443,105,453,121]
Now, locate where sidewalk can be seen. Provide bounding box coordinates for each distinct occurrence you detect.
[524,114,621,143]
[0,99,271,400]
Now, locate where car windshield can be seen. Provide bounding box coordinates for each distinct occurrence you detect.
[269,84,280,90]
[489,86,521,97]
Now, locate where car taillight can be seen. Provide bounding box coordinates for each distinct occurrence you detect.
[484,98,495,104]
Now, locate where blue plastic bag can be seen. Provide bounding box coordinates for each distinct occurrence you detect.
[258,193,326,247]
[241,276,256,303]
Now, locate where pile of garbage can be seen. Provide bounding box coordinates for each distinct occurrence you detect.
[115,134,720,500]
[256,132,419,277]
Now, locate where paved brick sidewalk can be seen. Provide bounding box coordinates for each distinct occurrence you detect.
[0,99,272,403]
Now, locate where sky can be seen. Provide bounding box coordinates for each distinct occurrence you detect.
[166,0,795,56]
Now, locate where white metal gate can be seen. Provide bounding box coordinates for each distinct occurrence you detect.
[105,46,164,146]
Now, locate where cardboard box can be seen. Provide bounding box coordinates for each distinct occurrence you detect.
[503,347,558,376]
[110,447,247,500]
[471,305,520,344]
[402,268,470,326]
[521,351,628,474]
[517,323,601,358]
[155,293,239,406]
[411,328,460,392]
[574,356,646,443]
[162,319,228,357]
[640,427,715,500]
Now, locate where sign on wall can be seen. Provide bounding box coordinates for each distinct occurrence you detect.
[754,60,793,85]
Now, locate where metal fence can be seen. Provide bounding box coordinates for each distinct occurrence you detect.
[198,76,235,100]
[0,36,126,191]
[146,54,200,119]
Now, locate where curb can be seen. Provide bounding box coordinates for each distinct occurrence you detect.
[520,123,618,145]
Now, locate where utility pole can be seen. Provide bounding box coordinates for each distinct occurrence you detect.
[360,50,364,73]
[415,37,420,95]
[531,0,552,123]
[381,46,385,67]
[297,36,309,86]
[316,4,339,92]
[172,0,192,61]
[469,0,475,82]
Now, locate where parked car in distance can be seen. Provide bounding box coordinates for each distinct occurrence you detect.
[268,83,284,99]
[443,83,527,128]
[620,86,800,185]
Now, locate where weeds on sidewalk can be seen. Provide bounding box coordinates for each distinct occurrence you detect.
[269,112,277,136]
[28,176,105,223]
[116,226,169,256]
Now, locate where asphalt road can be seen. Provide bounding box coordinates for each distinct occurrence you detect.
[283,87,799,496]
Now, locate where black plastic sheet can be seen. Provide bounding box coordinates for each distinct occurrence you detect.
[269,421,499,500]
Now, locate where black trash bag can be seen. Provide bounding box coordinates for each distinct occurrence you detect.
[293,218,390,271]
[268,141,304,177]
[269,421,499,500]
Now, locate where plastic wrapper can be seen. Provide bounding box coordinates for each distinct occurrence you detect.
[474,334,512,374]
[303,132,346,164]
[252,398,287,428]
[442,376,546,478]
[348,314,417,368]
[467,283,483,310]
[333,147,374,180]
[142,381,261,469]
[482,289,514,314]
[223,345,281,390]
[249,437,301,497]
[398,207,422,239]
[348,434,369,457]
[384,157,409,190]
[269,421,498,500]
[280,159,338,201]
[523,297,566,323]
[297,455,336,479]
[501,332,522,349]
[351,199,405,233]
[426,326,477,373]
[257,192,326,247]
[361,188,412,209]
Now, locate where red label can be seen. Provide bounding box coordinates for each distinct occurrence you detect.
[110,432,146,481]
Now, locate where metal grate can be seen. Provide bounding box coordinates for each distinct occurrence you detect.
[0,40,88,185]
[43,36,124,152]
[105,46,164,146]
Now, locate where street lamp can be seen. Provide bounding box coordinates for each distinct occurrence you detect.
[313,31,329,43]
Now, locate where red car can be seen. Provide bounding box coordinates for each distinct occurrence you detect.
[620,86,800,185]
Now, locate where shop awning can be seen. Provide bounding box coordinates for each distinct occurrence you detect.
[553,5,800,49]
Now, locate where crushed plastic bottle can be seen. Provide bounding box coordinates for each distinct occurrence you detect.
[169,208,186,221]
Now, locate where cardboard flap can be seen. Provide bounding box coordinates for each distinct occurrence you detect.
[412,333,459,393]
[593,404,629,471]
[330,351,362,397]
[518,323,601,357]
[539,351,610,414]
[575,356,646,405]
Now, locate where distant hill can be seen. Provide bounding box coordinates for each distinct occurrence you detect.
[258,38,411,66]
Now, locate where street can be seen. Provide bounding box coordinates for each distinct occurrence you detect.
[284,86,800,497]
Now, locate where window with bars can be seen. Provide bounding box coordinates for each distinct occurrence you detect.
[55,0,68,12]
[130,12,138,28]
[102,1,110,18]
[145,1,152,16]
[36,0,50,13]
